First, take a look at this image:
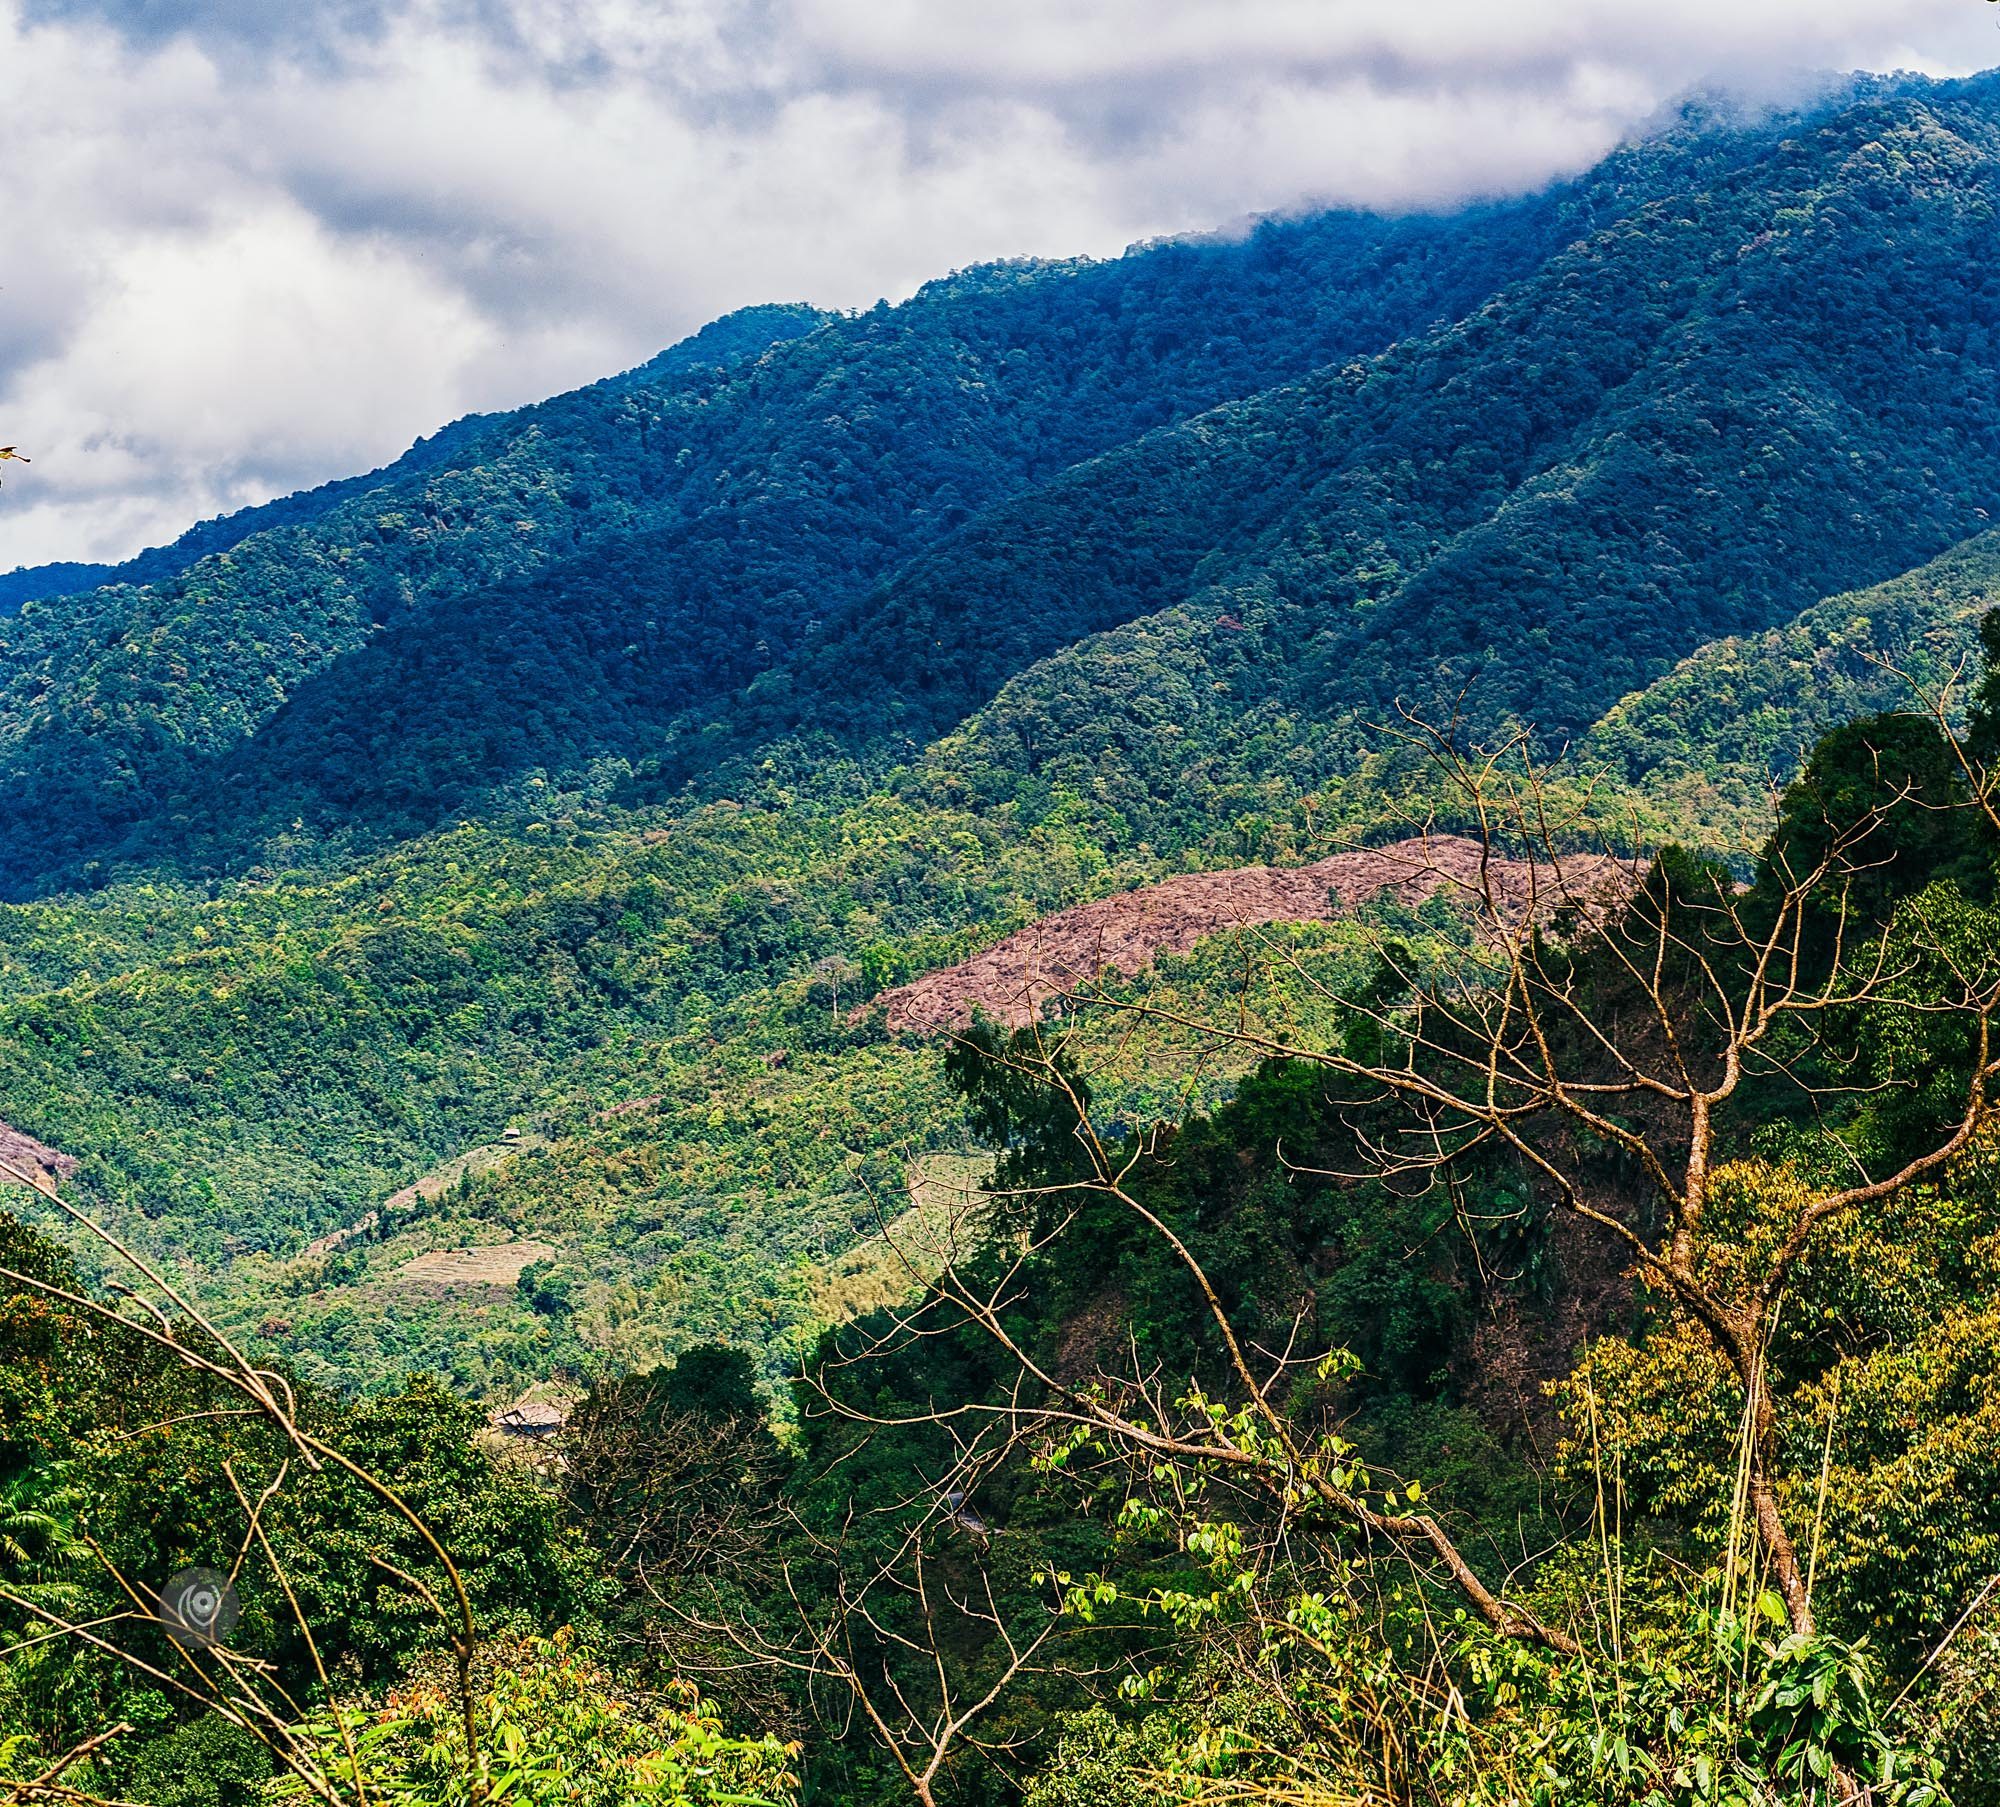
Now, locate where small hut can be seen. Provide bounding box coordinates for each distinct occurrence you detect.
[492,1399,565,1440]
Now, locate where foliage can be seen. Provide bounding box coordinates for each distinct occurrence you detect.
[1021,1431,1950,1806]
[281,1634,798,1807]
[1581,533,2000,853]
[0,1238,609,1786]
[124,1717,270,1807]
[1559,1150,2000,1673]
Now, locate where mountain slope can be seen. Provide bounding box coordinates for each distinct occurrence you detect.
[1580,530,2000,845]
[187,79,2000,873]
[763,76,2000,853]
[0,182,1633,894]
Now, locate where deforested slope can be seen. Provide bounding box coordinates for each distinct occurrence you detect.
[874,834,1628,1032]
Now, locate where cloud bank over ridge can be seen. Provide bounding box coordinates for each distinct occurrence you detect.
[2,0,1992,567]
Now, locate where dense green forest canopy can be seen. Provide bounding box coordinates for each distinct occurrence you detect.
[9,614,2000,1807]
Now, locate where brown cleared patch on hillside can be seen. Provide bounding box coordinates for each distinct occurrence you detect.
[0,1120,77,1189]
[394,1239,557,1290]
[875,833,1629,1034]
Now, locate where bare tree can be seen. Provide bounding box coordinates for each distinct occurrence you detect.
[668,1436,1069,1807]
[565,1393,788,1589]
[833,700,2000,1658]
[0,1158,486,1807]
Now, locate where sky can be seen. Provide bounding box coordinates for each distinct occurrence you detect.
[1,0,1996,570]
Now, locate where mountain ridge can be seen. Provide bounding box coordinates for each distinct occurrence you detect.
[0,80,1919,896]
[0,301,833,617]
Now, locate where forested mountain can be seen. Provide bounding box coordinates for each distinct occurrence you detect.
[1581,531,2000,845]
[746,74,2000,833]
[11,67,2000,1807]
[2,75,1969,894]
[0,174,1607,889]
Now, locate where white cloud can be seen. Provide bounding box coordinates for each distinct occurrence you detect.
[789,0,1988,90]
[0,0,1993,567]
[4,204,497,524]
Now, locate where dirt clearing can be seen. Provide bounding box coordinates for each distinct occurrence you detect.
[875,833,1628,1033]
[394,1240,557,1288]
